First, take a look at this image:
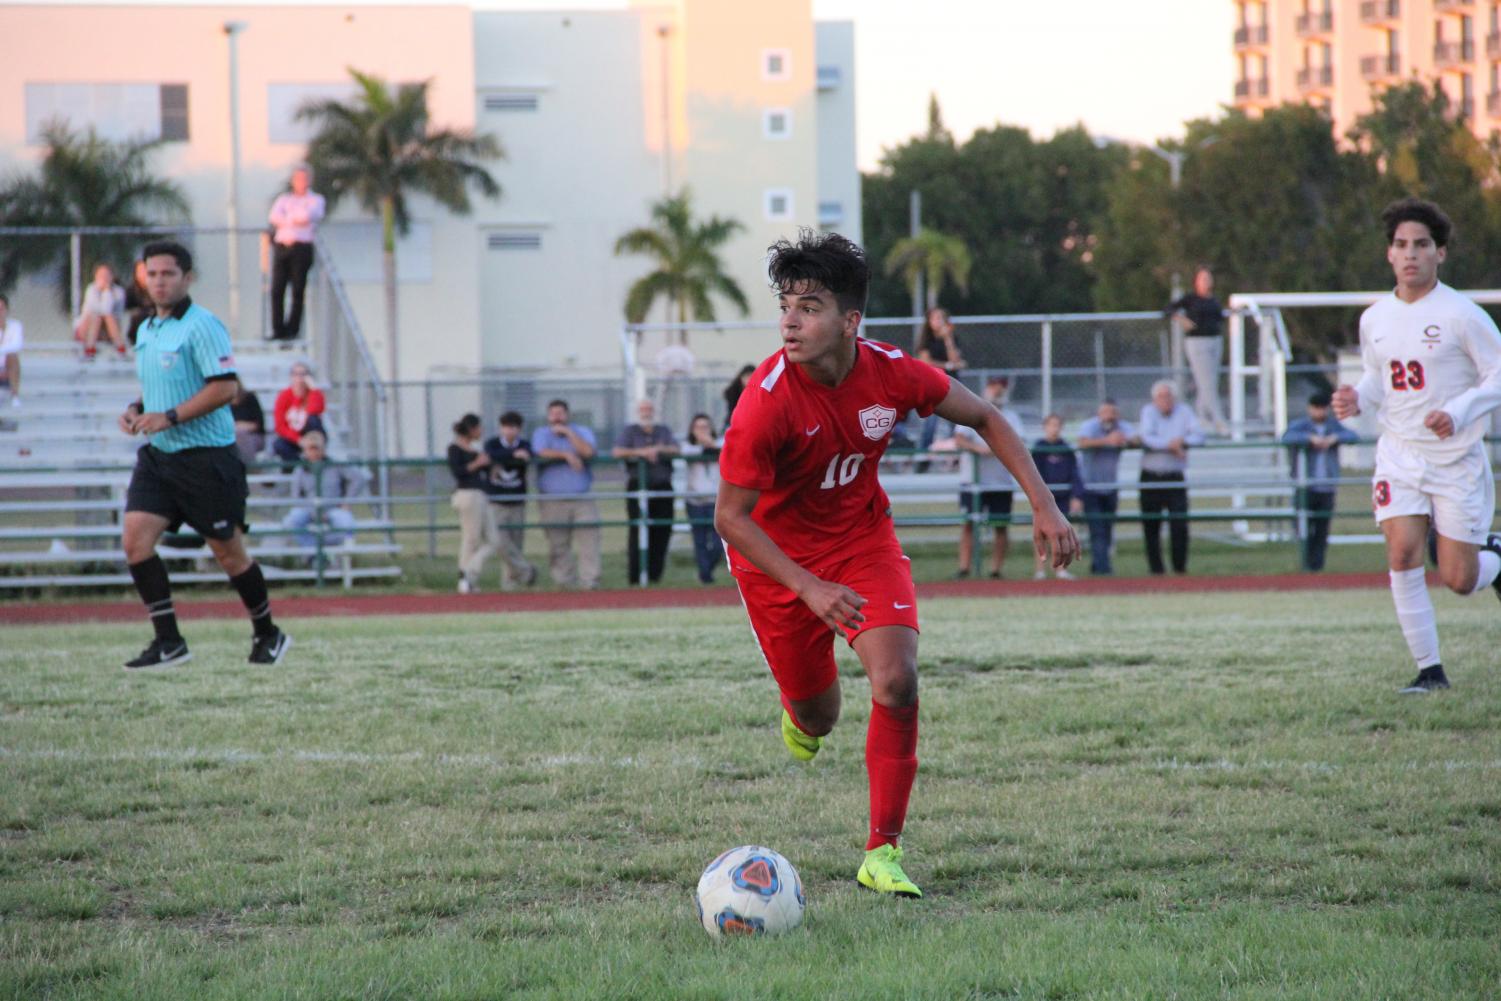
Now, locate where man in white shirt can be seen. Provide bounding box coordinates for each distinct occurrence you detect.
[1333,197,1501,694]
[267,164,326,342]
[0,293,22,407]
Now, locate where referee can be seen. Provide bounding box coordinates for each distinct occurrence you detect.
[118,241,291,669]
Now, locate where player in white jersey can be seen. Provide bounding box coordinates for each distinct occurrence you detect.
[1333,198,1501,693]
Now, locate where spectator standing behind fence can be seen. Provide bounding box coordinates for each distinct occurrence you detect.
[482,411,538,589]
[448,413,499,594]
[1138,380,1204,575]
[915,307,966,460]
[1030,414,1086,580]
[952,375,1023,578]
[1166,267,1229,436]
[271,362,326,465]
[613,398,679,585]
[1282,391,1357,572]
[680,413,724,584]
[267,164,325,343]
[231,383,266,467]
[0,294,21,408]
[124,259,152,347]
[282,429,367,558]
[1075,398,1137,576]
[723,364,756,424]
[76,263,129,359]
[532,399,601,590]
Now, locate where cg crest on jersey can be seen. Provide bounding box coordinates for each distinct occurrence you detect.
[857,404,897,441]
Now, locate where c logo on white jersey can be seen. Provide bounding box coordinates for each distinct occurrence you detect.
[857,404,897,441]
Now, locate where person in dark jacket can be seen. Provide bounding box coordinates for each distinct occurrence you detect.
[1030,413,1085,580]
[1281,391,1358,571]
[482,411,538,588]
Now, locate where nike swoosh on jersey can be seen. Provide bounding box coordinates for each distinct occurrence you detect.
[893,602,912,609]
[804,424,820,436]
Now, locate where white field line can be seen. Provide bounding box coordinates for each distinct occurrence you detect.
[0,747,1498,774]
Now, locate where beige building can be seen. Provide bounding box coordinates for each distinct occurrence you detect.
[0,1,858,381]
[1232,0,1501,136]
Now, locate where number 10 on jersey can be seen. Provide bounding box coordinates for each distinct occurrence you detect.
[820,453,866,489]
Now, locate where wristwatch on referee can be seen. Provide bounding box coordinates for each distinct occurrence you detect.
[165,408,180,427]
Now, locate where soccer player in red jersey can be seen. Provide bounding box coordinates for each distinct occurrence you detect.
[715,232,1078,897]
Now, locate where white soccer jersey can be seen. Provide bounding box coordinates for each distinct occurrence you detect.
[1354,282,1501,463]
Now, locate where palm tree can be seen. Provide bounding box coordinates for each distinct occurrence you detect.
[614,190,750,330]
[298,68,502,383]
[0,122,190,311]
[883,227,972,314]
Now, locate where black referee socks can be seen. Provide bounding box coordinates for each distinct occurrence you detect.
[128,555,182,642]
[229,563,277,639]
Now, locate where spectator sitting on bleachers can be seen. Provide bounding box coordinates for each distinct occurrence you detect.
[0,293,21,408]
[281,429,369,555]
[231,382,266,467]
[124,259,151,347]
[272,362,326,465]
[75,263,128,359]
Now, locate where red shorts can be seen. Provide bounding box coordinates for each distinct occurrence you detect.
[731,538,920,701]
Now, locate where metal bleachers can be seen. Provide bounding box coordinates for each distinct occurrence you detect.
[0,344,401,590]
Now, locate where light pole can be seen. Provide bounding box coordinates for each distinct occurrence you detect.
[224,20,247,337]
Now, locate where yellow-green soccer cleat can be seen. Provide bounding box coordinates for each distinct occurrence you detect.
[781,709,823,762]
[856,843,923,898]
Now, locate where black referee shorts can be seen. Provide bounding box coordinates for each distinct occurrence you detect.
[126,444,248,541]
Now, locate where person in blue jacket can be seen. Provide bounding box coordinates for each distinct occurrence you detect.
[1030,413,1086,580]
[1282,391,1358,571]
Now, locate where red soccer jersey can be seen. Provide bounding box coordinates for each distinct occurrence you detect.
[719,338,952,571]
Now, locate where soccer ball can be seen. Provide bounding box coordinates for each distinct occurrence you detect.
[693,845,805,938]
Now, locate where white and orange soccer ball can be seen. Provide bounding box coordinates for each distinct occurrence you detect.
[693,845,805,938]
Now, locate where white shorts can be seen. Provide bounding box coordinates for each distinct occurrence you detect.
[1372,435,1495,545]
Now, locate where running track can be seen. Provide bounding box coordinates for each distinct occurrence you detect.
[0,572,1396,625]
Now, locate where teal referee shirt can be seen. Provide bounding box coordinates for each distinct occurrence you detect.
[135,296,238,453]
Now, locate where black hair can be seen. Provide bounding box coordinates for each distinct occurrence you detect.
[1382,197,1452,248]
[1101,396,1117,406]
[546,399,570,413]
[1308,391,1332,407]
[499,411,524,428]
[686,412,716,441]
[0,293,8,307]
[766,229,869,314]
[140,240,193,273]
[453,413,482,436]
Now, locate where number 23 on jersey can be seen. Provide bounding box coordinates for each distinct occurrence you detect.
[1389,360,1426,390]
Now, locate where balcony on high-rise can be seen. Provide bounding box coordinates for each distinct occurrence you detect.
[1234,77,1271,99]
[1434,39,1476,68]
[1295,10,1334,36]
[1487,31,1501,59]
[1360,53,1402,79]
[1233,24,1270,48]
[1433,0,1475,12]
[1296,65,1335,92]
[1359,0,1400,24]
[1488,90,1501,116]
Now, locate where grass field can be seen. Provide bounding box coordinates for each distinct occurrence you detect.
[2,592,1498,1000]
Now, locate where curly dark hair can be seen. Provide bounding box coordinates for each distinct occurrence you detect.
[1382,197,1452,248]
[766,229,869,314]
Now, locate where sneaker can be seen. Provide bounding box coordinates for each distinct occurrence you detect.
[1399,664,1450,694]
[1056,568,1075,580]
[1485,535,1501,602]
[457,574,473,595]
[781,709,822,762]
[123,637,191,671]
[953,568,970,579]
[248,628,292,665]
[1033,570,1047,580]
[856,843,922,898]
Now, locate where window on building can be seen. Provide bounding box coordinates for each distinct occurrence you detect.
[762,48,791,81]
[25,83,190,143]
[486,231,543,251]
[764,188,794,221]
[763,108,792,139]
[483,93,541,113]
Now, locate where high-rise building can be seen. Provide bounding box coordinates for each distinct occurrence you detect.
[1232,1,1501,136]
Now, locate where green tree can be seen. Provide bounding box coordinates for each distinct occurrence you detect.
[0,122,189,310]
[882,227,972,312]
[299,68,502,382]
[613,189,749,326]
